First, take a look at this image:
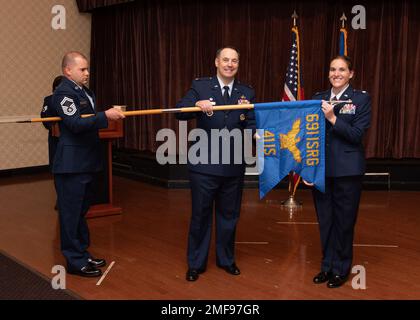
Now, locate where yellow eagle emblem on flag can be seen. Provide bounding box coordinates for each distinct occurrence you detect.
[279,118,302,163]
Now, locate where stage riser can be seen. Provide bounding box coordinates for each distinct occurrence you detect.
[2,150,420,191]
[111,150,420,190]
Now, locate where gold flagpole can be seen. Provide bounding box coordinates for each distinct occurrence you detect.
[0,100,349,124]
[0,104,252,124]
[281,10,303,213]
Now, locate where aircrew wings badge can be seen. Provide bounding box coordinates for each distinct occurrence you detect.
[238,95,249,104]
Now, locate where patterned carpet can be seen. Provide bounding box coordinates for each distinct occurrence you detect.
[0,251,80,300]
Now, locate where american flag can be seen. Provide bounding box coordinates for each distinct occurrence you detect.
[281,25,304,196]
[282,26,304,102]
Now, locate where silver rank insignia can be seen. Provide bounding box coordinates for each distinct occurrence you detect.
[60,97,77,116]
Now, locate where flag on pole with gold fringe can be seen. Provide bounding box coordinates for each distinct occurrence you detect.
[282,26,304,101]
[339,13,348,55]
[281,13,304,198]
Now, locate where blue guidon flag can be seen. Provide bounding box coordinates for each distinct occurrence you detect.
[254,100,325,199]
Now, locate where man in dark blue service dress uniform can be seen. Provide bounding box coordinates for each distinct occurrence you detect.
[176,46,256,281]
[40,75,64,169]
[312,55,371,288]
[52,51,125,277]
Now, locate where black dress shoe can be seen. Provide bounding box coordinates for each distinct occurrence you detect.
[313,271,332,284]
[88,258,106,268]
[327,274,348,288]
[218,263,240,275]
[186,268,204,281]
[68,265,102,277]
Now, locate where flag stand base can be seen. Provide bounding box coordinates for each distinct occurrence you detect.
[281,195,302,208]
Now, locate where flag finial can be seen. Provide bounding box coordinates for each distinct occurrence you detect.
[292,10,298,27]
[340,12,347,28]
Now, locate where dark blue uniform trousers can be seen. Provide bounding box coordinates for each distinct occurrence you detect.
[55,173,95,270]
[312,175,363,277]
[188,171,244,270]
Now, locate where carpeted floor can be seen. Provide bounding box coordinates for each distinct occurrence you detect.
[0,251,81,300]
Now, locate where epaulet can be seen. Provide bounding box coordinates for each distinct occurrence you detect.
[354,89,368,94]
[236,81,253,89]
[194,77,212,81]
[54,83,78,96]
